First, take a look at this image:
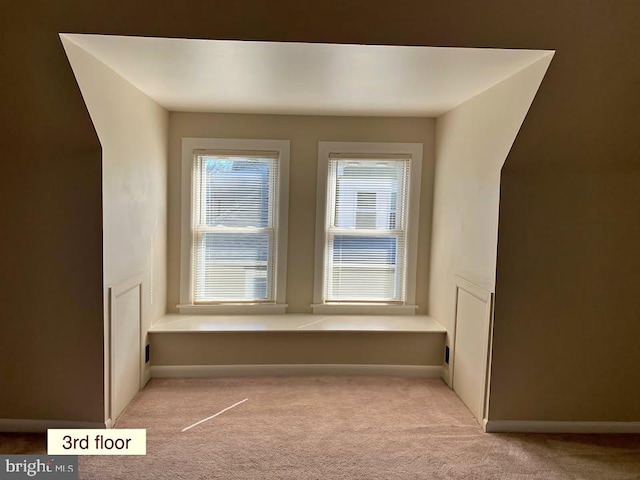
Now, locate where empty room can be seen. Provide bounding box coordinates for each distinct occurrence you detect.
[1,2,639,479]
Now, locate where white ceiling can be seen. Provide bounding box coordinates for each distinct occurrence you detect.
[63,34,552,117]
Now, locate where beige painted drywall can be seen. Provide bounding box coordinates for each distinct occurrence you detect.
[491,169,640,421]
[429,56,552,419]
[3,0,640,428]
[429,56,553,335]
[168,113,435,314]
[151,332,445,366]
[61,38,168,423]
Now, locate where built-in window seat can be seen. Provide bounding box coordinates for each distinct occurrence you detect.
[149,314,445,333]
[148,314,447,379]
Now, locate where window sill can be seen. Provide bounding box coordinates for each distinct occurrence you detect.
[310,303,418,315]
[177,303,288,315]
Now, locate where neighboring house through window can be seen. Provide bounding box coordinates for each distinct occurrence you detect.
[179,138,290,314]
[313,142,423,314]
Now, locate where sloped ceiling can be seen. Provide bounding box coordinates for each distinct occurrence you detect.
[63,34,551,117]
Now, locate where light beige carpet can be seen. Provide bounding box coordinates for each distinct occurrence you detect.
[2,377,640,479]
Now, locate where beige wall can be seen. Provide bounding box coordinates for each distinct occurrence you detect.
[168,113,435,314]
[490,169,640,421]
[151,332,445,366]
[429,56,552,421]
[2,0,640,427]
[429,56,553,340]
[0,30,104,424]
[61,38,169,422]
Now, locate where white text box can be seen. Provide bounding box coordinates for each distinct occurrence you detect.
[47,429,146,455]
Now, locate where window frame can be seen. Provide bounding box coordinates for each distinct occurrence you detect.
[312,141,423,315]
[179,138,290,314]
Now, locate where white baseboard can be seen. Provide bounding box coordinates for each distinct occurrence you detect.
[484,419,640,434]
[151,364,444,378]
[0,419,108,433]
[442,364,452,387]
[143,365,152,385]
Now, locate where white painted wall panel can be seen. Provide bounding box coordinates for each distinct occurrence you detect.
[453,288,491,423]
[112,285,141,420]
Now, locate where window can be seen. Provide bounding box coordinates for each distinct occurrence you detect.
[180,138,289,313]
[313,142,422,314]
[355,192,377,229]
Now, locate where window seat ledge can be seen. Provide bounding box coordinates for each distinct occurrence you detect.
[149,313,446,334]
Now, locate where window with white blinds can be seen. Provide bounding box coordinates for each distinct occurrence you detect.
[192,150,279,303]
[324,154,411,303]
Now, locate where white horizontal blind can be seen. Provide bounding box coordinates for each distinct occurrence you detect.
[192,150,279,303]
[324,155,411,303]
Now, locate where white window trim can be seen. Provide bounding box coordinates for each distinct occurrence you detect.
[179,138,290,314]
[313,141,422,315]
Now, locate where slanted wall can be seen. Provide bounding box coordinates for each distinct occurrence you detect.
[61,37,168,423]
[430,56,553,341]
[429,56,553,418]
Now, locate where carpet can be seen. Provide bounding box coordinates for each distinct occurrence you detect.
[2,377,639,479]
